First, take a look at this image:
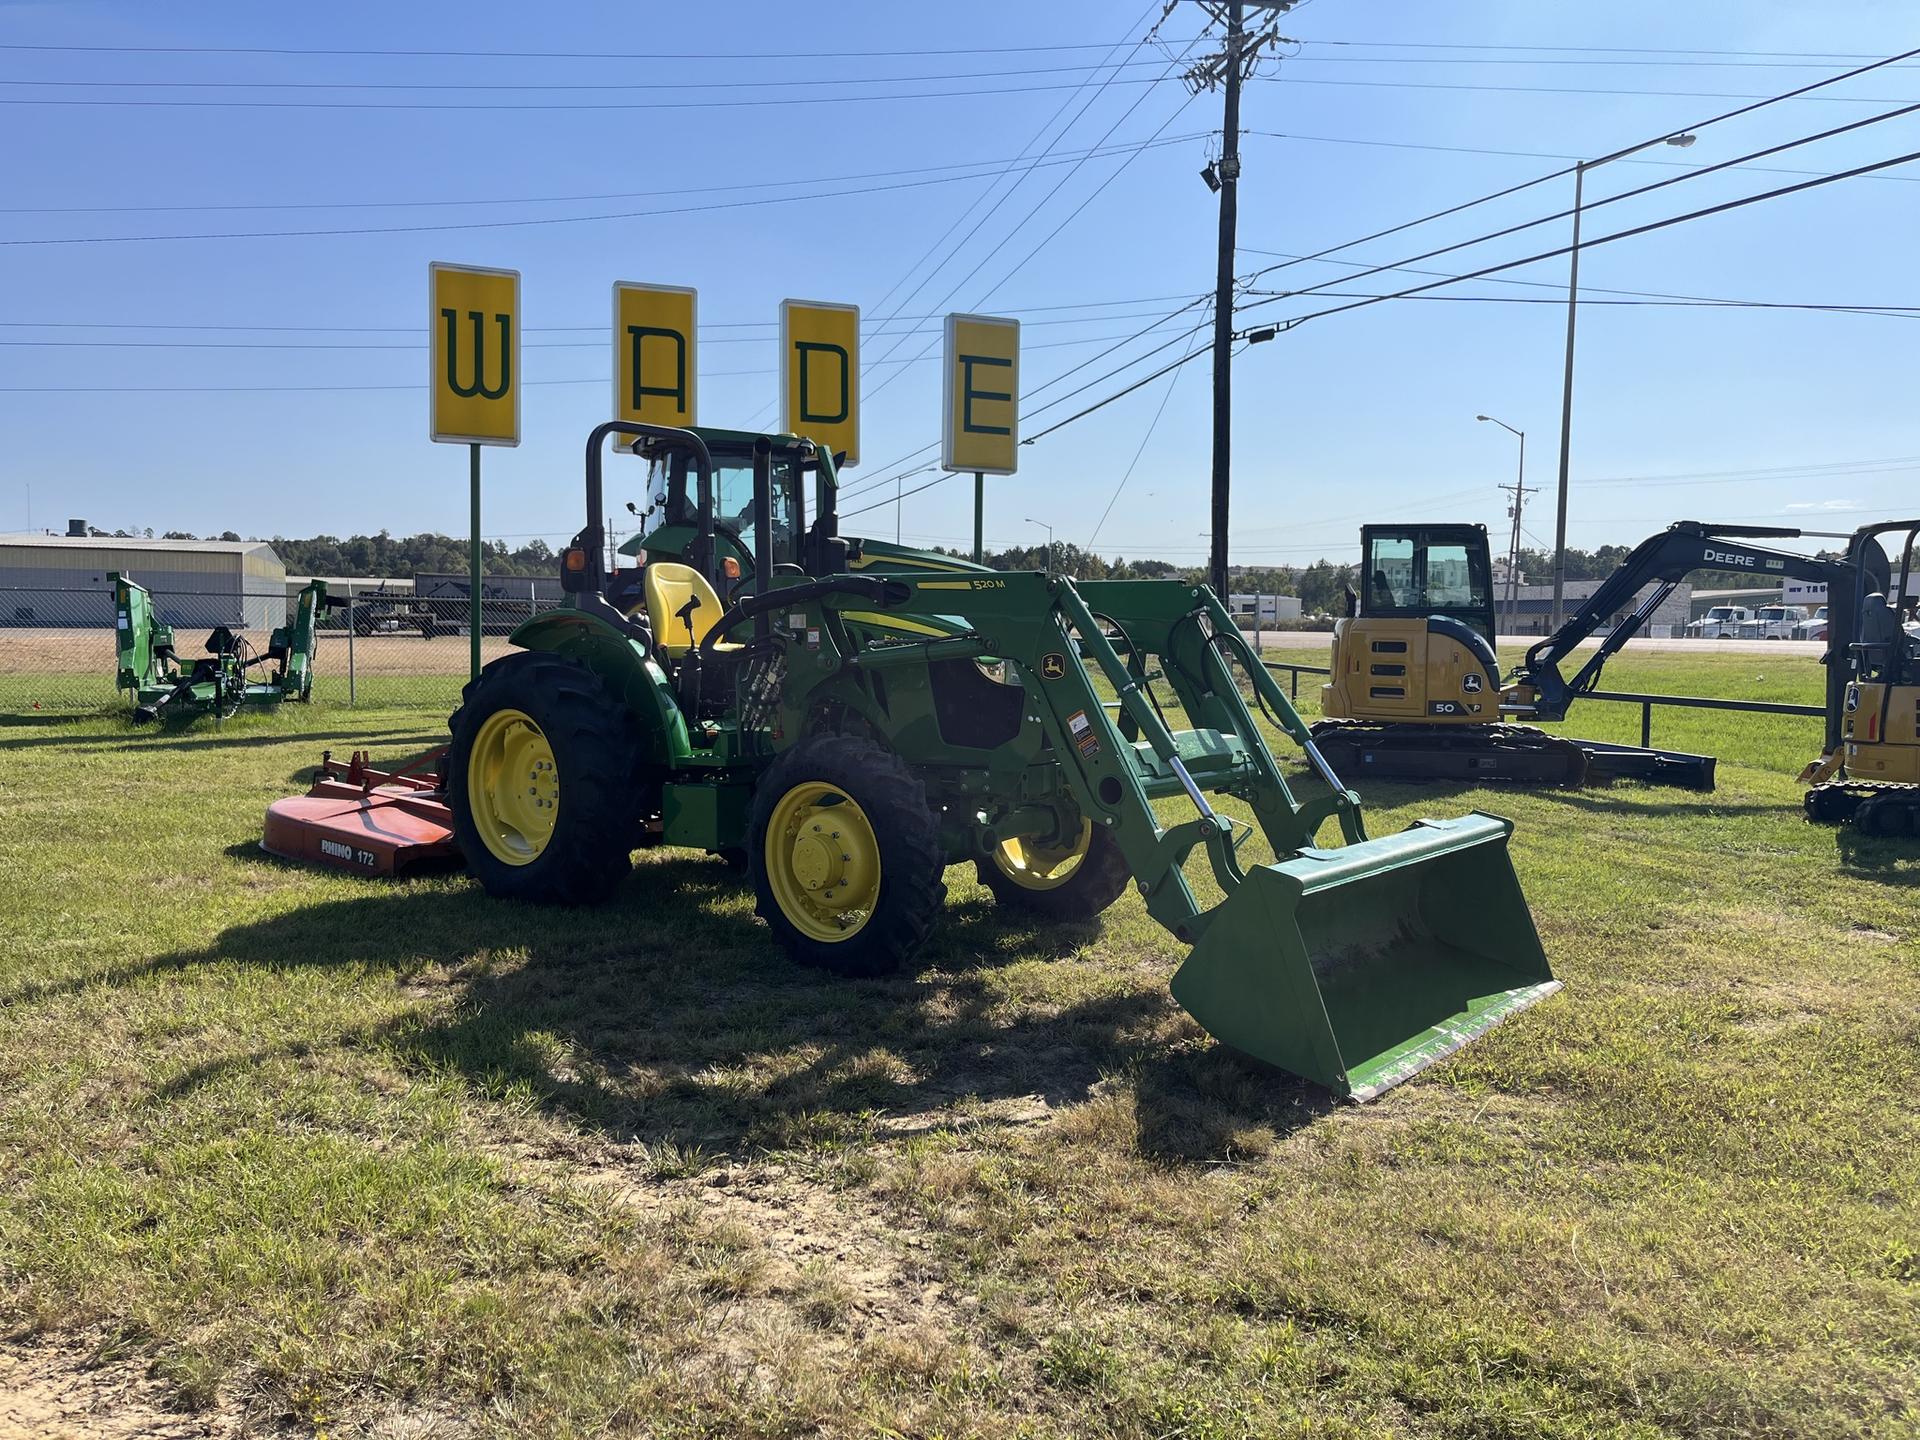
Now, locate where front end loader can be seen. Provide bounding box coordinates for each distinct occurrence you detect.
[115,572,328,724]
[284,424,1560,1101]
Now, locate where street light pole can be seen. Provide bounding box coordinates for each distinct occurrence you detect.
[1477,414,1528,631]
[1026,517,1055,578]
[1550,131,1696,631]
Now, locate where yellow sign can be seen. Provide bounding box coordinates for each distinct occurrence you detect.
[430,262,520,446]
[942,313,1019,475]
[780,299,859,466]
[613,282,696,447]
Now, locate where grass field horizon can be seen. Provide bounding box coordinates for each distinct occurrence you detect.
[0,646,1914,1436]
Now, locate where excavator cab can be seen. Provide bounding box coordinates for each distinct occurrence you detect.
[1323,525,1504,727]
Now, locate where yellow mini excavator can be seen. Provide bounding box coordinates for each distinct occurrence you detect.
[1313,521,1876,789]
[1803,518,1920,833]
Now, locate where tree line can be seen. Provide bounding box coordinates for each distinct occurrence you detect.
[126,528,1782,609]
[148,529,561,578]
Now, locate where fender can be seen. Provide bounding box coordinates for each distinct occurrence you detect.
[508,608,693,766]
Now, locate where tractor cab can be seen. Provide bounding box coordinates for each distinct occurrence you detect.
[616,427,848,592]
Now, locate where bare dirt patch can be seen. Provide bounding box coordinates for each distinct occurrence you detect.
[0,1338,229,1440]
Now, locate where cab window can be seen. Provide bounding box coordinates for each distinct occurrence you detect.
[654,451,807,571]
[1424,541,1488,610]
[1365,532,1490,613]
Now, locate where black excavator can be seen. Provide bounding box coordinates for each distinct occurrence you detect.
[1314,521,1881,789]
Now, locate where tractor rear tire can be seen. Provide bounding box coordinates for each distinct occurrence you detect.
[749,736,945,977]
[976,820,1131,922]
[446,651,644,905]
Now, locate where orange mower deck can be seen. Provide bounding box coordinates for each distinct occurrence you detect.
[262,750,463,877]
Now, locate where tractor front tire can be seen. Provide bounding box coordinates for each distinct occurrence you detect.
[446,651,643,905]
[976,819,1131,921]
[749,736,945,977]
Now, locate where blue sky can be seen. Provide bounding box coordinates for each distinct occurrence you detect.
[2,0,1916,570]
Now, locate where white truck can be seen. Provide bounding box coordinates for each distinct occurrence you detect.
[1791,605,1830,641]
[1738,604,1809,640]
[1687,604,1752,639]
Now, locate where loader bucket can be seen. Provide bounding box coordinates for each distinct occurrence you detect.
[1170,813,1557,1102]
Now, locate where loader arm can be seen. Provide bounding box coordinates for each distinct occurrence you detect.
[1516,522,1879,746]
[796,571,1556,1100]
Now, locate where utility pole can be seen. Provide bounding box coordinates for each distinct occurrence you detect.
[1550,130,1697,630]
[1207,0,1242,602]
[1497,479,1538,631]
[1185,0,1293,600]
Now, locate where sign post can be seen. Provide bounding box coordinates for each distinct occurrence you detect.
[941,313,1019,563]
[429,261,520,681]
[780,300,860,465]
[613,282,697,447]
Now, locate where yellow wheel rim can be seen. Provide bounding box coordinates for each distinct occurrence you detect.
[466,707,559,866]
[991,818,1093,891]
[764,781,882,943]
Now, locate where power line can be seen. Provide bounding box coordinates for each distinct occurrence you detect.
[1010,138,1920,454]
[0,137,1195,247]
[0,313,1214,350]
[856,7,1167,389]
[1297,41,1883,61]
[0,59,1193,92]
[1241,247,1920,312]
[1278,55,1919,71]
[1084,330,1203,550]
[862,82,1206,410]
[1234,144,1920,338]
[0,324,1207,392]
[0,40,1197,60]
[0,291,1211,335]
[858,18,1197,408]
[0,76,1187,111]
[1236,89,1920,321]
[1245,127,1920,184]
[1250,74,1920,104]
[0,132,1208,216]
[834,302,1212,503]
[1240,287,1920,320]
[26,71,1904,109]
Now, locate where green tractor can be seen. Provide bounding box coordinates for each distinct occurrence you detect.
[114,572,327,724]
[444,422,1557,1101]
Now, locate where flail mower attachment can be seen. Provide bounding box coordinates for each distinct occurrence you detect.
[114,572,332,724]
[261,749,461,877]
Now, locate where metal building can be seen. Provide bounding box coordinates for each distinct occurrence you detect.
[0,534,286,629]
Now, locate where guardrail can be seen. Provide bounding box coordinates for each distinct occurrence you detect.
[1255,659,1826,751]
[1582,689,1823,750]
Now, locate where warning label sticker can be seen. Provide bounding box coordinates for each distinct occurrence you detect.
[1066,708,1100,759]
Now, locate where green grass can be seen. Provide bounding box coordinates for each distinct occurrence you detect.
[0,648,1916,1437]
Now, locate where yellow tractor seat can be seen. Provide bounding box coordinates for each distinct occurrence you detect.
[644,562,742,658]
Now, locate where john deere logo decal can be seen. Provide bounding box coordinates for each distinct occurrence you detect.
[1041,652,1067,679]
[1462,673,1484,694]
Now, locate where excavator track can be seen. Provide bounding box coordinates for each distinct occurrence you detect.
[1309,720,1717,790]
[1804,779,1920,833]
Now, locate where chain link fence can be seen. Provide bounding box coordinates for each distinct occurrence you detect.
[0,581,570,717]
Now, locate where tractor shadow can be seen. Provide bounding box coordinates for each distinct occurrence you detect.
[117,859,1327,1164]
